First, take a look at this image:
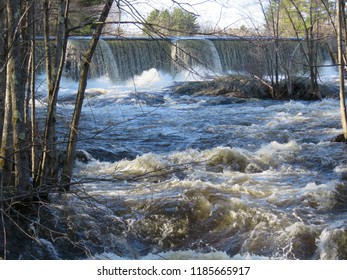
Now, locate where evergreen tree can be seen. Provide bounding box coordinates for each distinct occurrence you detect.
[171,7,199,35]
[144,7,200,36]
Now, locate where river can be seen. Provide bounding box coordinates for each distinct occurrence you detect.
[31,63,347,260]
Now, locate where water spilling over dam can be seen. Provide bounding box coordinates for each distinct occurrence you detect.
[54,37,333,82]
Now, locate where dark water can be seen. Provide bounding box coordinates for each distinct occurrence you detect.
[32,68,347,260]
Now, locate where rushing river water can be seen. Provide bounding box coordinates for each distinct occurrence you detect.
[34,66,347,260]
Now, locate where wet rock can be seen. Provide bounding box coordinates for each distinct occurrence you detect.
[171,75,271,99]
[21,239,61,260]
[170,75,339,100]
[87,147,137,162]
[0,220,32,259]
[331,134,347,143]
[75,149,94,163]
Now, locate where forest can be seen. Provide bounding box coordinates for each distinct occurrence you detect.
[1,0,347,260]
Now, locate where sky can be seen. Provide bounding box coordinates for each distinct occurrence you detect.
[114,0,265,33]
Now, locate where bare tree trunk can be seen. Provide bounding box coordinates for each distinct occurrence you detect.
[0,18,11,184]
[6,0,30,190]
[0,0,6,143]
[272,3,280,98]
[26,0,37,177]
[31,1,37,178]
[61,0,114,189]
[0,0,8,173]
[0,0,10,184]
[36,0,70,187]
[258,0,280,98]
[0,75,12,186]
[337,0,347,139]
[308,0,319,98]
[341,0,347,79]
[35,0,53,187]
[22,0,32,122]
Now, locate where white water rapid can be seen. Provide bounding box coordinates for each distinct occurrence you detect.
[31,58,347,260]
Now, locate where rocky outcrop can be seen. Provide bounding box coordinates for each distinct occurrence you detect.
[170,75,339,100]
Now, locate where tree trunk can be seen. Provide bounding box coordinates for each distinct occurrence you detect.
[307,35,319,98]
[0,0,9,179]
[31,1,38,178]
[22,0,32,123]
[308,0,319,99]
[35,0,54,187]
[337,0,347,139]
[27,0,37,178]
[61,0,114,189]
[6,0,31,190]
[0,0,6,143]
[0,75,13,186]
[36,0,70,187]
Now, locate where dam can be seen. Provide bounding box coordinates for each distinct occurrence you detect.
[42,36,333,82]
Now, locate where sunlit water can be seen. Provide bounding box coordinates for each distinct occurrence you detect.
[35,68,347,260]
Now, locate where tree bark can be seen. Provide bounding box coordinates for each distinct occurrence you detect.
[36,0,70,187]
[0,73,12,186]
[31,1,38,178]
[337,0,347,139]
[35,0,54,187]
[0,0,6,143]
[6,0,31,190]
[22,0,32,124]
[61,0,114,189]
[27,0,37,177]
[308,0,319,98]
[0,0,10,183]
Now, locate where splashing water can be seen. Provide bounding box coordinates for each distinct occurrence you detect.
[31,62,347,260]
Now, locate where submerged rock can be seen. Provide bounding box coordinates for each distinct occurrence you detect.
[75,149,94,163]
[331,134,347,143]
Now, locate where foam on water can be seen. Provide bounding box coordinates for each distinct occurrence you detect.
[126,68,175,91]
[93,250,270,260]
[31,62,347,259]
[36,67,219,108]
[316,226,347,260]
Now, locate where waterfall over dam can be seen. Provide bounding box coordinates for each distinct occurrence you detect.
[45,37,332,82]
